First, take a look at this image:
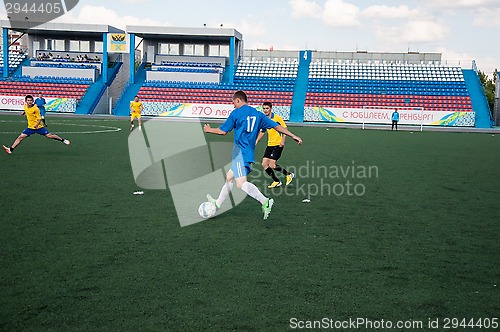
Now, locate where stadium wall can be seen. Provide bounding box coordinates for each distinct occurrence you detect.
[0,96,77,112]
[303,107,475,126]
[139,102,290,120]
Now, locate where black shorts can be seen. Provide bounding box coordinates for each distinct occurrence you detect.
[263,145,283,160]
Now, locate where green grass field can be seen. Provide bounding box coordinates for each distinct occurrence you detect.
[1,114,499,331]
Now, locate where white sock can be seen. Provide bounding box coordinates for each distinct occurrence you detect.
[241,181,267,205]
[216,181,234,207]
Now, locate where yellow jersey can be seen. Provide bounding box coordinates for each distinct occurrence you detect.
[266,113,286,146]
[24,104,43,129]
[130,101,143,114]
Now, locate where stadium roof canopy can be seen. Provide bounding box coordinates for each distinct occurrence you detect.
[126,25,242,43]
[1,20,124,38]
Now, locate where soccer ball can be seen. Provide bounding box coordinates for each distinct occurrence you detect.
[198,201,216,219]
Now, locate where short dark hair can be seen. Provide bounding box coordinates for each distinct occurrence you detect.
[134,95,139,99]
[25,95,34,101]
[232,90,247,103]
[262,102,272,108]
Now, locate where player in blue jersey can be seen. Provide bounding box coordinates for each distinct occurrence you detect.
[203,90,303,220]
[391,110,399,131]
[35,92,47,127]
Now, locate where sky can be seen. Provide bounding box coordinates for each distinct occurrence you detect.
[1,0,499,77]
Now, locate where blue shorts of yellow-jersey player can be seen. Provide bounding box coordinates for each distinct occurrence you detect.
[22,127,50,136]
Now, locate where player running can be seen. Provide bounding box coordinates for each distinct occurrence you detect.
[203,91,302,220]
[2,95,70,155]
[130,95,144,131]
[256,102,295,188]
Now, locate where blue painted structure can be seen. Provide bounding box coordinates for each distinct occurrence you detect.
[290,50,312,122]
[462,69,492,128]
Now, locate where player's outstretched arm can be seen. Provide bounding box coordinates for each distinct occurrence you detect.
[204,124,227,136]
[274,125,302,145]
[280,131,287,146]
[256,131,265,145]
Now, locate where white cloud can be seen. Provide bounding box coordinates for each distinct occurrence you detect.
[322,0,361,28]
[437,46,498,77]
[416,0,500,9]
[207,19,266,38]
[438,47,474,65]
[473,7,500,27]
[289,0,361,28]
[289,0,322,19]
[54,5,168,29]
[236,19,266,38]
[362,5,422,19]
[374,20,450,44]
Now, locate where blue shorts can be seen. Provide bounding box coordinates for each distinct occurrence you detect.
[39,109,46,117]
[22,127,49,136]
[231,146,252,178]
[231,159,252,178]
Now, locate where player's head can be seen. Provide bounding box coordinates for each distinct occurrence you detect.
[262,102,272,116]
[232,91,247,108]
[25,95,34,107]
[134,95,139,101]
[38,92,43,97]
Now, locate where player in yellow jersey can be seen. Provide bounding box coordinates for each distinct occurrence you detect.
[2,95,70,155]
[130,95,144,131]
[256,102,295,188]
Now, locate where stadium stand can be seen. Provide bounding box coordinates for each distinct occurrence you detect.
[0,76,90,100]
[305,63,472,112]
[146,55,226,83]
[1,21,126,114]
[235,59,298,77]
[1,49,97,105]
[137,58,297,106]
[2,22,485,126]
[135,57,474,113]
[0,51,27,75]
